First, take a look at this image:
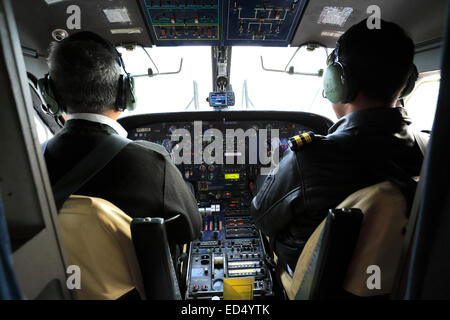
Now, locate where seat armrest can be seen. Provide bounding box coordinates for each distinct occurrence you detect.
[296,208,363,300]
[131,217,181,300]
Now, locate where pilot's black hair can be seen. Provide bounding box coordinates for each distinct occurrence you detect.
[47,33,120,114]
[338,18,415,105]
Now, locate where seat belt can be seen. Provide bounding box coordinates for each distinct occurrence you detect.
[51,134,131,209]
[412,131,429,156]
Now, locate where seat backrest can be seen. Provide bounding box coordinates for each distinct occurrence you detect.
[339,181,408,296]
[131,217,181,300]
[281,181,408,299]
[58,195,144,300]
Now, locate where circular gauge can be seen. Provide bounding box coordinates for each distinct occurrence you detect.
[199,164,207,172]
[213,279,223,291]
[208,165,215,172]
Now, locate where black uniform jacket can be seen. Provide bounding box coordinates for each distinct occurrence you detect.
[250,107,424,270]
[44,119,202,244]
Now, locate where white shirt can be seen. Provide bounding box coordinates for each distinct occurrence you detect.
[66,113,128,138]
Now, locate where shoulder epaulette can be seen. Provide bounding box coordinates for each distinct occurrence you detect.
[288,131,315,150]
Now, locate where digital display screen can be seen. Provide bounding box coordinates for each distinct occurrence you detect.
[209,93,227,107]
[191,267,204,277]
[224,173,240,180]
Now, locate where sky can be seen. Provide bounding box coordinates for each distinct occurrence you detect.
[118,45,337,121]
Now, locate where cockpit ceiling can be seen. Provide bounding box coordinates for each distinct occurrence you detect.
[12,0,448,57]
[292,0,448,48]
[13,0,153,57]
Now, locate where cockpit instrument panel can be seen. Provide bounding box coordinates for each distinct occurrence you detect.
[138,0,307,46]
[224,0,307,46]
[125,114,331,299]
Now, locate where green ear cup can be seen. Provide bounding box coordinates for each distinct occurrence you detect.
[323,63,350,104]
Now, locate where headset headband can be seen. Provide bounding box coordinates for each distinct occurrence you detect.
[64,31,136,110]
[65,31,126,73]
[38,31,137,116]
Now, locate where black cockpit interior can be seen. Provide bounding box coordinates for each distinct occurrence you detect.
[120,111,332,298]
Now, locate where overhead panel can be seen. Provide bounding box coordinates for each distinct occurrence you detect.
[223,0,307,46]
[138,0,222,46]
[138,0,307,46]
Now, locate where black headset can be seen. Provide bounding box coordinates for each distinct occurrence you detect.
[38,31,136,117]
[323,41,419,104]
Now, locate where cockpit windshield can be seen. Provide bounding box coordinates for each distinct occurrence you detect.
[118,45,337,121]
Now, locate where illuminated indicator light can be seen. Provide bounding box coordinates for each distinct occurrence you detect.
[170,16,175,24]
[275,11,281,20]
[225,173,240,180]
[194,16,199,24]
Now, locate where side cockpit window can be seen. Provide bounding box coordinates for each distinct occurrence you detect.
[33,113,53,144]
[405,71,441,132]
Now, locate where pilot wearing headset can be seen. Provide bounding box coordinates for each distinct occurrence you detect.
[39,31,202,246]
[250,19,425,276]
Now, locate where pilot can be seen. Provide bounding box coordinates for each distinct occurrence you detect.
[250,19,424,274]
[42,31,202,245]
